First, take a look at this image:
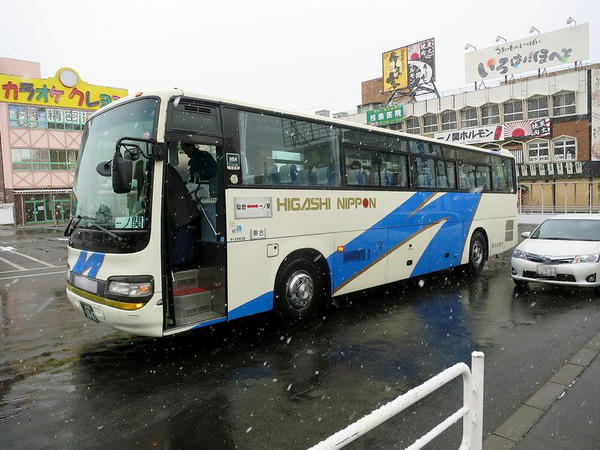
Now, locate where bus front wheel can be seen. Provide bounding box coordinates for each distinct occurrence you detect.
[467,231,487,275]
[275,256,323,321]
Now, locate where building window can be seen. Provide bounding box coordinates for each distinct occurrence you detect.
[527,140,549,162]
[405,117,420,134]
[502,141,524,164]
[527,96,549,119]
[12,149,78,171]
[8,105,47,129]
[553,137,576,161]
[422,114,438,133]
[481,104,500,125]
[22,193,73,224]
[503,100,523,122]
[8,105,90,131]
[552,91,576,116]
[387,122,403,131]
[460,107,478,128]
[441,111,457,130]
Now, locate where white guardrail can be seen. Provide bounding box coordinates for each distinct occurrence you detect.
[309,352,485,450]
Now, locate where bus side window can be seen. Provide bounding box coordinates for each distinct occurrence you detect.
[506,158,515,192]
[238,111,341,187]
[492,155,513,192]
[435,160,456,189]
[382,153,408,187]
[411,156,436,188]
[459,163,476,190]
[459,163,490,191]
[491,156,505,191]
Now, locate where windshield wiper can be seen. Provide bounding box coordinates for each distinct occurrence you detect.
[89,223,123,242]
[64,216,82,237]
[66,215,123,241]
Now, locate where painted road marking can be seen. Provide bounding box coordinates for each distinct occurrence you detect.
[0,255,26,271]
[0,265,63,274]
[0,270,66,281]
[9,250,55,267]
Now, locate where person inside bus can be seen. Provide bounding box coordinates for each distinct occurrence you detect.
[349,160,366,185]
[181,142,217,195]
[262,158,280,184]
[165,161,201,268]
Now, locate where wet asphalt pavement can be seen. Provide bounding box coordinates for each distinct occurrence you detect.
[1,226,599,449]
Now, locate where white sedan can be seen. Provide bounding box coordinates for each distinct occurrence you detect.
[511,214,600,289]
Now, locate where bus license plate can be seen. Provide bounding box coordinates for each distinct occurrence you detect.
[81,302,99,322]
[537,265,556,277]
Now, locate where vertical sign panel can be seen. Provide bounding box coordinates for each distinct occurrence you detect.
[592,68,600,161]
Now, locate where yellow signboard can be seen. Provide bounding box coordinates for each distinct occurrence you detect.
[382,47,408,92]
[382,39,436,93]
[0,67,128,110]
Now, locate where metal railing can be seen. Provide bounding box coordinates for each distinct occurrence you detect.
[518,181,600,215]
[309,352,485,450]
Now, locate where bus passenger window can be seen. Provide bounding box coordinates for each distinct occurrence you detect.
[445,161,456,189]
[345,148,378,186]
[436,160,456,189]
[492,156,512,192]
[238,111,340,187]
[347,160,366,185]
[459,163,490,191]
[382,153,408,187]
[411,157,436,188]
[409,140,428,155]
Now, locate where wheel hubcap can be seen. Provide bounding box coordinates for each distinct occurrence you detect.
[472,241,483,265]
[286,271,314,309]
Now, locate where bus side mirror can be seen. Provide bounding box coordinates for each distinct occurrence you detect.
[112,150,133,193]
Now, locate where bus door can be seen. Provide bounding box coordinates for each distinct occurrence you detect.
[164,138,226,329]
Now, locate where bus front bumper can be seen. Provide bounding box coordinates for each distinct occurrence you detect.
[66,285,164,337]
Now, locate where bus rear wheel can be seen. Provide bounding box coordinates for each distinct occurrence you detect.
[467,231,486,275]
[275,256,323,321]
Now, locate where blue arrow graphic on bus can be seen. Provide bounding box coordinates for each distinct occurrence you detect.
[72,251,105,278]
[328,191,482,292]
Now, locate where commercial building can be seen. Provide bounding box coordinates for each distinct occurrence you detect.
[0,57,127,226]
[343,63,600,213]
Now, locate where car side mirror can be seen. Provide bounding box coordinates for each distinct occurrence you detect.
[112,149,133,193]
[520,231,531,239]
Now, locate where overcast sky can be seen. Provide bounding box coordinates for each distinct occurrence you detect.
[2,0,598,115]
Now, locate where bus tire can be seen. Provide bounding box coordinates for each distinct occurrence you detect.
[467,231,486,275]
[274,256,323,321]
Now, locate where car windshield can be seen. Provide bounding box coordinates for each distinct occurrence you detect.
[73,98,158,231]
[531,219,600,241]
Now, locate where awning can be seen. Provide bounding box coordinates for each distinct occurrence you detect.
[14,189,73,195]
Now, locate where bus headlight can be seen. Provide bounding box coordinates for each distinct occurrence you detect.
[107,279,153,297]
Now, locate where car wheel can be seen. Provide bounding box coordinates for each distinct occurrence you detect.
[513,279,528,288]
[274,256,324,321]
[467,231,486,275]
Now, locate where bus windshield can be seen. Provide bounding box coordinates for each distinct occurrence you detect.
[73,98,158,233]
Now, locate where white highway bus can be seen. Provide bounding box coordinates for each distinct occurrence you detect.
[65,89,517,337]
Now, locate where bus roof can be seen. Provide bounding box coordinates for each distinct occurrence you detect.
[91,88,514,159]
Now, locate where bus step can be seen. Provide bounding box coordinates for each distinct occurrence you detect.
[174,287,225,326]
[183,310,225,325]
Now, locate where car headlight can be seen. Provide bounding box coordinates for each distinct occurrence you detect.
[512,249,526,259]
[571,254,600,264]
[107,280,153,297]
